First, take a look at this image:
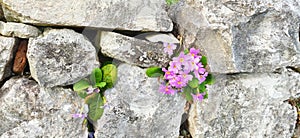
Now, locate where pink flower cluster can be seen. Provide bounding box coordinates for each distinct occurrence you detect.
[160,44,208,101]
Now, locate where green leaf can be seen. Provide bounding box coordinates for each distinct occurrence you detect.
[85,93,105,122]
[166,0,179,6]
[146,67,163,78]
[204,74,215,85]
[101,64,118,88]
[201,56,207,68]
[76,90,88,99]
[90,68,103,87]
[184,49,189,54]
[73,79,90,92]
[198,83,206,93]
[191,87,198,95]
[95,82,106,88]
[188,78,199,88]
[203,92,208,99]
[183,87,193,102]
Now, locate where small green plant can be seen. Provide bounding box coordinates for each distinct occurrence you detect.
[166,0,179,6]
[72,64,117,122]
[146,42,214,102]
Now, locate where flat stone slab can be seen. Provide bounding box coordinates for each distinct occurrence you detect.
[96,64,185,137]
[188,71,298,137]
[0,21,41,38]
[2,0,173,32]
[98,31,171,67]
[27,28,99,87]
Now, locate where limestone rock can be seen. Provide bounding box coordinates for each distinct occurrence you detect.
[99,31,171,67]
[139,32,179,43]
[231,9,300,72]
[2,0,172,32]
[96,64,185,137]
[169,1,300,73]
[168,2,237,73]
[0,36,18,81]
[168,2,209,45]
[0,77,87,137]
[0,21,41,38]
[27,28,99,87]
[188,71,298,138]
[194,28,237,73]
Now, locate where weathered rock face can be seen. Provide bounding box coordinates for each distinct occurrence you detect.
[168,1,300,137]
[0,77,87,137]
[231,9,300,72]
[0,0,299,137]
[98,31,171,67]
[169,1,300,73]
[188,71,298,138]
[168,2,237,73]
[137,32,180,43]
[0,21,41,38]
[96,64,185,137]
[0,36,18,81]
[2,0,173,32]
[27,28,99,87]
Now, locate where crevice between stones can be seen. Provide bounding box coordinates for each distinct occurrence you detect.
[286,97,300,138]
[179,101,192,138]
[286,66,300,74]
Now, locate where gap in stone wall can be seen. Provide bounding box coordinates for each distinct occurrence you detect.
[11,39,29,75]
[287,97,300,138]
[286,66,300,138]
[179,102,192,138]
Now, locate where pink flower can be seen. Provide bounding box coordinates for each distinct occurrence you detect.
[194,63,206,74]
[192,93,204,101]
[163,42,177,56]
[86,87,100,94]
[195,71,208,84]
[72,113,87,118]
[169,75,187,89]
[168,61,181,73]
[172,52,193,70]
[159,84,177,95]
[86,87,94,94]
[162,68,175,80]
[179,71,193,84]
[189,48,200,58]
[188,56,200,71]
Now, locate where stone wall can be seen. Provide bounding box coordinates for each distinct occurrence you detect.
[0,0,299,137]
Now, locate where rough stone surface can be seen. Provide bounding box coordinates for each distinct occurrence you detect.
[99,31,171,67]
[169,1,300,73]
[0,77,87,137]
[2,0,172,32]
[194,28,237,73]
[27,28,99,87]
[188,70,298,138]
[231,9,300,72]
[0,21,41,38]
[0,36,18,81]
[96,63,185,137]
[168,2,237,73]
[138,32,180,43]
